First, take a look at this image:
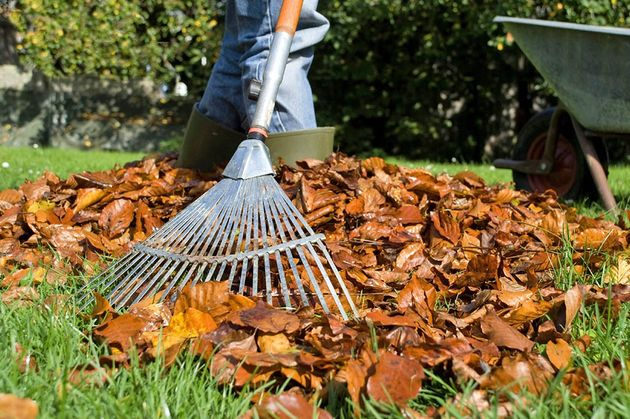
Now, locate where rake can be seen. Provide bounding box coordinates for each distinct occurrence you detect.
[78,0,359,320]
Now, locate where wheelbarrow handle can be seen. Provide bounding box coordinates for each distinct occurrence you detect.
[276,0,303,35]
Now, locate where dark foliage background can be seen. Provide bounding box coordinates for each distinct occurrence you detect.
[6,0,630,161]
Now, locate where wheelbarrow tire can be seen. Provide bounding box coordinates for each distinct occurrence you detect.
[512,108,608,202]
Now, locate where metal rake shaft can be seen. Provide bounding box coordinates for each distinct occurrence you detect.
[79,175,359,320]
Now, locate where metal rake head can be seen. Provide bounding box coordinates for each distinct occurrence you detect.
[79,173,359,320]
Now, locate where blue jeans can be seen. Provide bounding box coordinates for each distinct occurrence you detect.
[197,0,329,133]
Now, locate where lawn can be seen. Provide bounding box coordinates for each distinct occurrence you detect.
[0,147,145,191]
[1,146,629,418]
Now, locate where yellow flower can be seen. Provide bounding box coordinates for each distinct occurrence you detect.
[497,42,504,51]
[556,2,564,10]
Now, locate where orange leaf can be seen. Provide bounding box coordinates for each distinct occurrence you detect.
[0,394,38,419]
[431,211,461,244]
[245,391,332,419]
[74,188,108,212]
[366,352,424,406]
[258,333,293,354]
[174,281,230,314]
[232,301,300,334]
[546,338,572,370]
[98,199,135,237]
[480,311,534,352]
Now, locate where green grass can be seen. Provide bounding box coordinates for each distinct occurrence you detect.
[0,283,255,418]
[0,146,144,190]
[0,146,629,417]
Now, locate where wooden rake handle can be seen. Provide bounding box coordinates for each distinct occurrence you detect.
[276,0,303,35]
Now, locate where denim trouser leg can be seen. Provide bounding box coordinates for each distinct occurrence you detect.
[197,0,329,134]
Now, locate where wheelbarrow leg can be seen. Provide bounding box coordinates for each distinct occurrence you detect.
[570,118,617,213]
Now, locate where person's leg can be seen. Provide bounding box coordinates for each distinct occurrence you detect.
[235,0,329,132]
[178,0,334,170]
[197,0,248,132]
[176,0,249,170]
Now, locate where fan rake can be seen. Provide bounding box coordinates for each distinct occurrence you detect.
[79,147,358,319]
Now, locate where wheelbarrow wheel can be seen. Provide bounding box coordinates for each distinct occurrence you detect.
[512,108,608,201]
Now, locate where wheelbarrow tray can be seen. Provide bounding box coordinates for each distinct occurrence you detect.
[495,16,630,134]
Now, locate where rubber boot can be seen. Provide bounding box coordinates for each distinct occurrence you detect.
[175,106,244,171]
[176,106,335,171]
[267,127,335,167]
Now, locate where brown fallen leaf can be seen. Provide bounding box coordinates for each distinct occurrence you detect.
[231,301,300,334]
[431,210,461,244]
[258,333,293,354]
[74,188,108,212]
[546,338,572,370]
[366,351,425,406]
[0,189,23,205]
[0,394,38,419]
[67,364,112,387]
[479,353,554,395]
[98,199,135,237]
[480,311,534,352]
[1,286,38,306]
[244,390,332,419]
[604,255,630,285]
[14,343,37,374]
[561,285,584,332]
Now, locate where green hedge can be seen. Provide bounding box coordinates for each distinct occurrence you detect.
[8,0,630,160]
[8,0,223,95]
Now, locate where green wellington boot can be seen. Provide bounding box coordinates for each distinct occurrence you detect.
[267,126,335,166]
[175,106,244,171]
[176,106,335,171]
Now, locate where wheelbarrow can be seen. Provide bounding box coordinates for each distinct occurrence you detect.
[492,16,630,212]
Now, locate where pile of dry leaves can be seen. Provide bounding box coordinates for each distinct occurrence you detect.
[1,153,629,417]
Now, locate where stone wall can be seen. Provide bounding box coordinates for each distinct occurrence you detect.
[0,17,190,152]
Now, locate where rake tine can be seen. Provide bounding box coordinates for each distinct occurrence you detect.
[270,177,357,318]
[205,262,221,284]
[209,182,246,264]
[251,179,262,295]
[190,262,208,289]
[316,239,359,318]
[91,193,210,306]
[116,258,175,307]
[265,185,309,305]
[108,255,165,307]
[213,186,248,284]
[274,186,355,317]
[160,184,232,252]
[145,193,209,245]
[228,181,254,290]
[260,184,291,309]
[257,195,274,304]
[78,250,144,303]
[304,242,349,318]
[158,261,192,303]
[270,187,338,314]
[186,180,237,255]
[237,178,259,293]
[105,254,159,305]
[130,259,182,306]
